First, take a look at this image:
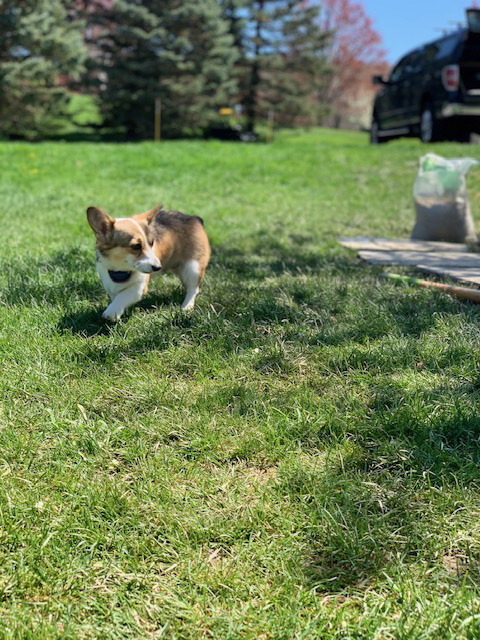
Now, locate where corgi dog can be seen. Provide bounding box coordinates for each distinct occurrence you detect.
[87,204,210,321]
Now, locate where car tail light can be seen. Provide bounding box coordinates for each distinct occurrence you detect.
[442,64,460,91]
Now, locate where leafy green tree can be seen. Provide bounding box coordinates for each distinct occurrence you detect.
[223,0,331,131]
[0,0,86,139]
[84,0,239,139]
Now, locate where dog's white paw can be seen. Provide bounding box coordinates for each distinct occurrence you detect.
[102,306,124,322]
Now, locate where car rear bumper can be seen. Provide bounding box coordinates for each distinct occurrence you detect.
[441,103,480,117]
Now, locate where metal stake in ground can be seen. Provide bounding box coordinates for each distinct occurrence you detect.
[381,272,480,303]
[267,110,274,144]
[154,98,161,141]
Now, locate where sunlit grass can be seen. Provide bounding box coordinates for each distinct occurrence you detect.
[0,129,480,638]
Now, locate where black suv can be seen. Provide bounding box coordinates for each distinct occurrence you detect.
[371,8,480,143]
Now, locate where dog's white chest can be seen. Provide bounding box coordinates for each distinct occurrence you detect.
[96,257,147,300]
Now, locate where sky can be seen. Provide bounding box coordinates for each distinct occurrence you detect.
[361,0,478,64]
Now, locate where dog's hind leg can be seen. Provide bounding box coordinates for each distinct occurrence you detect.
[179,260,202,311]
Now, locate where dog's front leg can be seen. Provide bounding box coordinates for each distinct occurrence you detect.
[102,282,145,322]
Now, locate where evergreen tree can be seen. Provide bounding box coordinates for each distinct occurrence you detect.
[225,0,331,131]
[218,0,245,51]
[0,0,86,139]
[84,0,238,139]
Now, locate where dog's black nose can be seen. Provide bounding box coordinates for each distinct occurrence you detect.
[151,265,161,272]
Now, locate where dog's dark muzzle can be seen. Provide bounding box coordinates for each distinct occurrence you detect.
[108,270,132,283]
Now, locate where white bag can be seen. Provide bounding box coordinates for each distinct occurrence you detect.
[411,153,478,243]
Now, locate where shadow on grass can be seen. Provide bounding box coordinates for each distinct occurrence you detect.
[1,236,473,359]
[57,284,186,337]
[211,245,328,276]
[0,247,102,307]
[209,230,357,278]
[281,380,480,592]
[57,307,111,336]
[51,234,344,344]
[3,237,480,595]
[54,238,330,361]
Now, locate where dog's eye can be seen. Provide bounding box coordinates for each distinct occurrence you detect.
[131,243,142,251]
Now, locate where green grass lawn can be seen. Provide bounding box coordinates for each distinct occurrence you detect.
[2,129,480,638]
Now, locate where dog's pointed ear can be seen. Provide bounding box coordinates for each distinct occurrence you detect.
[87,206,114,240]
[144,204,164,225]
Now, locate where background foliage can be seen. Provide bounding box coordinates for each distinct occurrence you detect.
[0,0,385,139]
[83,0,239,139]
[0,0,86,139]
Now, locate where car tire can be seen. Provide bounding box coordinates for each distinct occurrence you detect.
[370,115,387,144]
[454,129,471,144]
[420,103,442,142]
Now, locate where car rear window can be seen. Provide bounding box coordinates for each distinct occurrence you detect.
[434,34,461,60]
[418,33,462,66]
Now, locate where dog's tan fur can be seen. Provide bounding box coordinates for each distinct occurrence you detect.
[87,204,210,320]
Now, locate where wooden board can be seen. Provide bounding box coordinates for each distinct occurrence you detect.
[339,235,480,286]
[358,249,480,268]
[417,265,480,286]
[339,236,468,252]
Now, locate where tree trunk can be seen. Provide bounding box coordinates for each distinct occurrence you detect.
[245,0,263,132]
